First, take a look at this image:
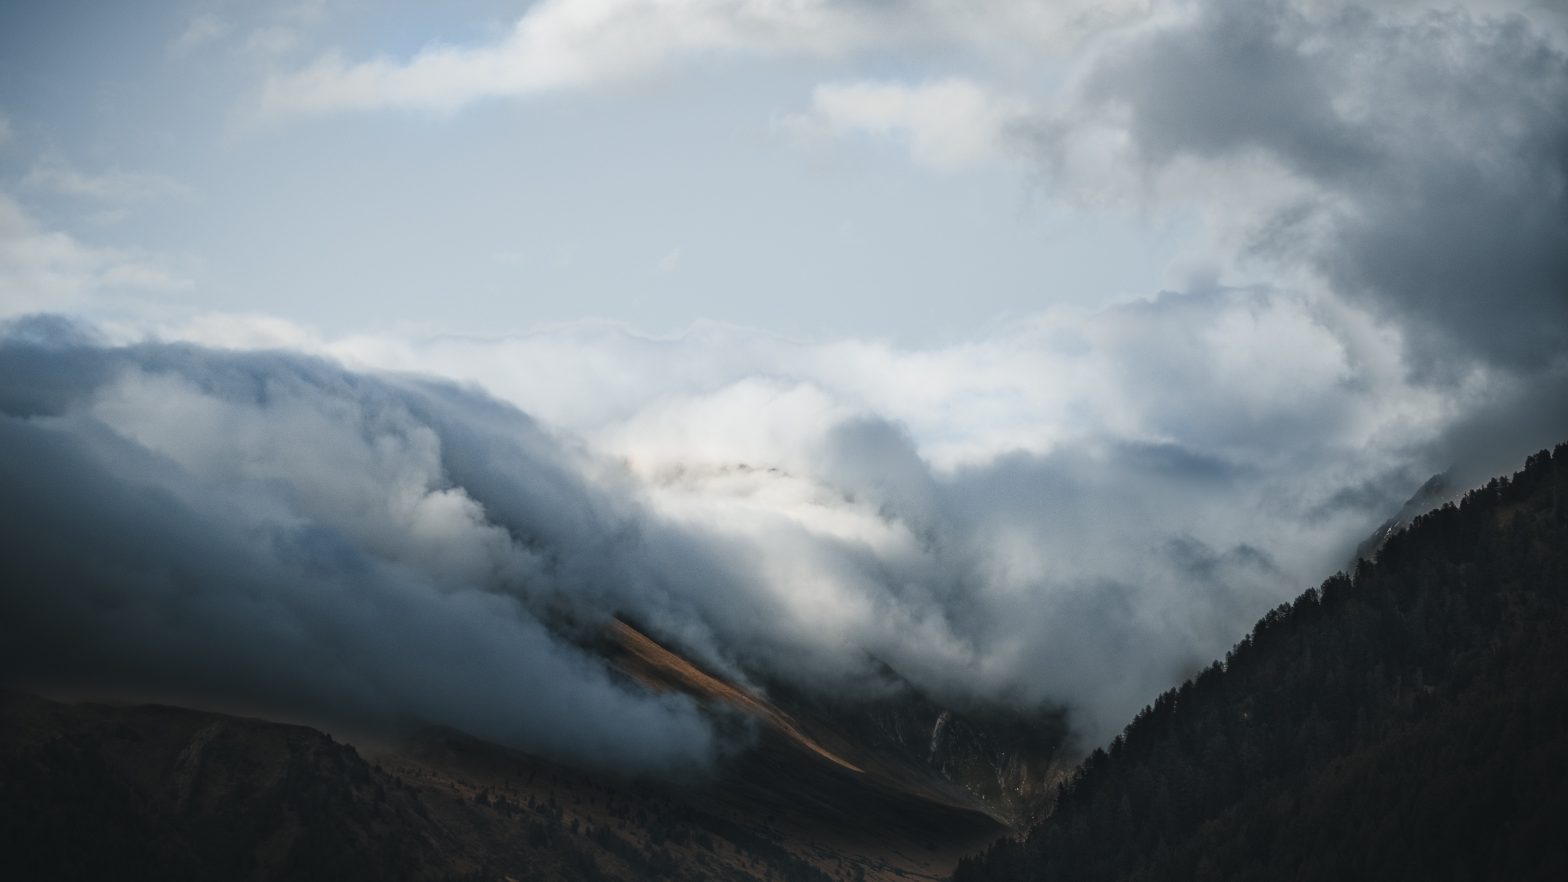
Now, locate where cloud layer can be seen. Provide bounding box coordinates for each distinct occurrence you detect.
[10,271,1563,762]
[317,285,1562,746]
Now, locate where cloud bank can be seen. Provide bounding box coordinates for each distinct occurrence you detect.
[0,319,716,772]
[7,276,1562,761]
[316,278,1564,747]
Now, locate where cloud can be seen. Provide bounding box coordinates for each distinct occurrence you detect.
[8,276,1567,757]
[133,270,1566,747]
[0,319,714,773]
[172,0,327,59]
[22,159,191,206]
[0,195,192,318]
[172,13,229,53]
[253,0,1153,120]
[1024,0,1568,373]
[256,0,850,118]
[777,78,1031,171]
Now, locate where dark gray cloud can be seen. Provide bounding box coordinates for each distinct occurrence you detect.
[1038,0,1568,373]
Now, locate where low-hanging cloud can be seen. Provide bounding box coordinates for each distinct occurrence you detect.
[315,285,1566,742]
[0,320,715,773]
[18,270,1555,756]
[5,276,1567,761]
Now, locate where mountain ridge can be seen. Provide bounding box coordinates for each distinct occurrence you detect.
[0,612,1063,881]
[954,443,1568,881]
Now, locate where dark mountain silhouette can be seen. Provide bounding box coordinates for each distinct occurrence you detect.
[1350,470,1455,567]
[954,443,1568,882]
[0,616,1066,881]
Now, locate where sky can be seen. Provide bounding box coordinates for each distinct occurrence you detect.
[0,0,1187,341]
[2,0,1567,769]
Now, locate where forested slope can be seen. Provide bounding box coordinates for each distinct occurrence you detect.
[955,444,1568,882]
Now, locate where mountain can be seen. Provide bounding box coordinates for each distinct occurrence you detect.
[15,446,1562,882]
[1350,470,1455,567]
[954,444,1568,882]
[0,616,1066,881]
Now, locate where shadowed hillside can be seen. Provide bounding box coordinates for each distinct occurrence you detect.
[954,444,1568,882]
[0,614,1065,881]
[0,688,1003,882]
[603,617,1068,830]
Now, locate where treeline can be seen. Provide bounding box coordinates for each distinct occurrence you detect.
[954,444,1568,882]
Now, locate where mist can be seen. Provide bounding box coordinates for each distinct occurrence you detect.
[6,279,1564,765]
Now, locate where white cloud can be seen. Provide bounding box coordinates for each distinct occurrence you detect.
[257,0,845,118]
[22,158,191,206]
[135,284,1534,743]
[0,195,192,317]
[254,0,1154,120]
[777,78,1031,171]
[158,312,324,351]
[329,291,1447,477]
[658,248,681,273]
[172,12,229,53]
